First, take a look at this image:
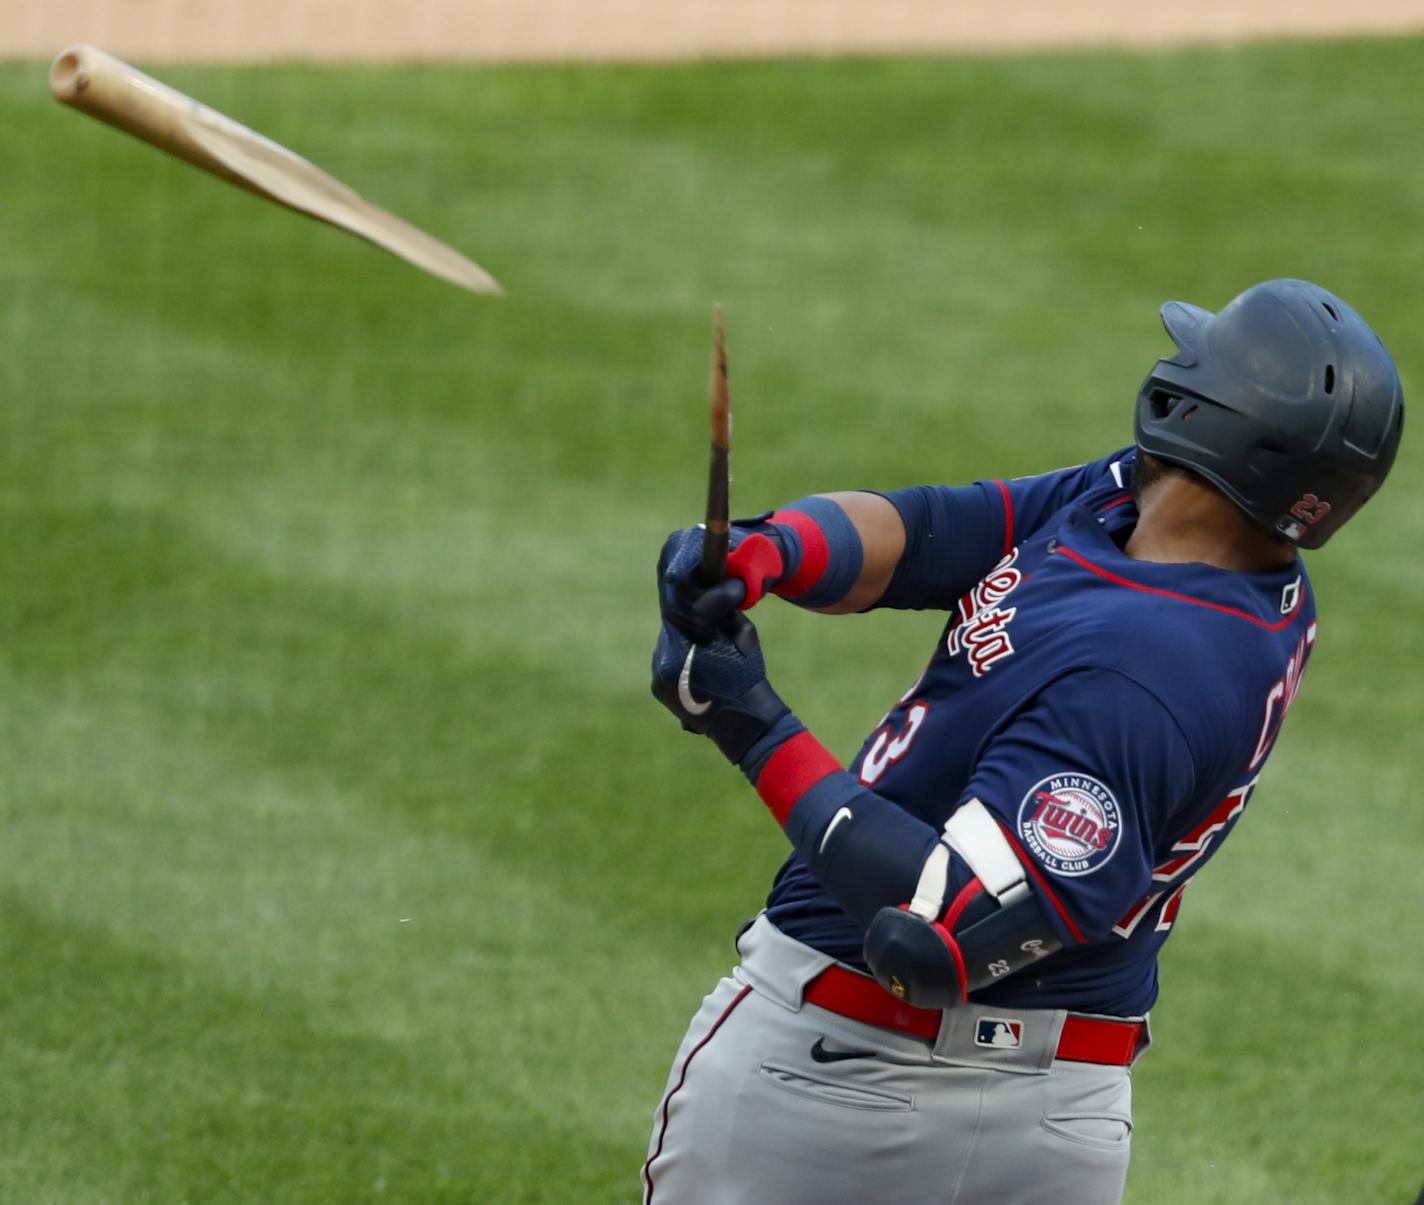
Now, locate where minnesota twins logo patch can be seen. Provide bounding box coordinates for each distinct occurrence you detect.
[1017,774,1122,877]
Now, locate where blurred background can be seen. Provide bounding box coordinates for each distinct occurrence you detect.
[3,3,1423,1202]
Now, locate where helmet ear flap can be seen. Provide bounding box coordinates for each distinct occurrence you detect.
[1245,438,1291,488]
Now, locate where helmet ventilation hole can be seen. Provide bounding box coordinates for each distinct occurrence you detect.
[1322,301,1340,321]
[1324,364,1335,394]
[1150,389,1181,419]
[1179,402,1198,422]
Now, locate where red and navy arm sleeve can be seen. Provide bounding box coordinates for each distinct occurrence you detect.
[875,448,1134,611]
[961,667,1195,945]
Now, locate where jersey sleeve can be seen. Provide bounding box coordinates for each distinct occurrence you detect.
[960,666,1195,945]
[876,447,1134,611]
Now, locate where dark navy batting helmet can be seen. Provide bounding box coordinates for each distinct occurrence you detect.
[1134,278,1404,549]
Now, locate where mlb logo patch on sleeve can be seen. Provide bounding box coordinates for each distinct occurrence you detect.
[975,1018,1024,1049]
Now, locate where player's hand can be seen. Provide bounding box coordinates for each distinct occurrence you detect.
[658,525,788,639]
[650,611,792,765]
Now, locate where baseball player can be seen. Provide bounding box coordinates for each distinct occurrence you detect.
[643,279,1404,1204]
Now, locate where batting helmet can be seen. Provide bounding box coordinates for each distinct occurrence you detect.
[1134,278,1404,549]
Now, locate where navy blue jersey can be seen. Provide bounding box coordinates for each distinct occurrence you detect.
[765,448,1318,1016]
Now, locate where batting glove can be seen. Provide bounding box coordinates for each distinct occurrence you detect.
[650,612,798,766]
[657,524,789,639]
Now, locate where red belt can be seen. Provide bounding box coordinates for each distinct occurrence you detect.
[803,966,1144,1066]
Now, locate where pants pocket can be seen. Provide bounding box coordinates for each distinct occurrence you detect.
[1038,1063,1133,1153]
[757,1060,914,1112]
[1040,1110,1133,1151]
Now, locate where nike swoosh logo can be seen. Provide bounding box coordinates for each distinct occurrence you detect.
[810,1037,876,1064]
[677,645,711,715]
[818,806,853,854]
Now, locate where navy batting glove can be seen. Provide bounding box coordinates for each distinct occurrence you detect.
[658,527,746,639]
[650,612,795,766]
[658,524,788,640]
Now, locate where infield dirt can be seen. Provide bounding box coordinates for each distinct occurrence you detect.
[7,0,1424,61]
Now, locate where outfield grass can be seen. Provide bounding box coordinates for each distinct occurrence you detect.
[1,38,1422,1203]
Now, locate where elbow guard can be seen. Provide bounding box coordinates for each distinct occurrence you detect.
[861,800,1065,1009]
[863,891,1062,1009]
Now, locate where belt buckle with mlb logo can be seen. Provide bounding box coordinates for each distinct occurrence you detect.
[974,1017,1024,1050]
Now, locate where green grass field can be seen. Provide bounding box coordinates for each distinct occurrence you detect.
[2,36,1422,1203]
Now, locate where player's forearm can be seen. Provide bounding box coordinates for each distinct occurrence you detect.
[727,492,904,614]
[793,492,905,613]
[733,483,1004,615]
[739,718,945,926]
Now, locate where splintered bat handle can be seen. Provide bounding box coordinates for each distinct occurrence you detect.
[699,305,731,586]
[49,45,258,197]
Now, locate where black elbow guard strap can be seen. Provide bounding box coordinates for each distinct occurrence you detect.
[862,799,1065,1009]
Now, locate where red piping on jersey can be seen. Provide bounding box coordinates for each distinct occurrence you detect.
[994,480,1015,556]
[1054,545,1304,631]
[641,983,753,1203]
[996,821,1087,944]
[769,508,829,598]
[755,731,842,827]
[1096,493,1133,514]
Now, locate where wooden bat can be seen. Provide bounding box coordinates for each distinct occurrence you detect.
[699,304,732,587]
[48,44,502,295]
